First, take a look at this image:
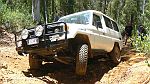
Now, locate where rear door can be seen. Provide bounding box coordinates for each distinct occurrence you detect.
[100,16,114,51]
[92,13,108,50]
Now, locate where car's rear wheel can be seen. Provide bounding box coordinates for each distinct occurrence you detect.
[75,44,88,76]
[29,54,42,70]
[110,44,121,64]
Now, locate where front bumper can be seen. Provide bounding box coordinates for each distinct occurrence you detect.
[15,22,68,56]
[16,39,68,56]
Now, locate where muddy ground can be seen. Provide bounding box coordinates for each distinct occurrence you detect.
[0,46,149,84]
[0,31,149,84]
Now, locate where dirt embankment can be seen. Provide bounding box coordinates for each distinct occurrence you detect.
[0,30,150,84]
[0,28,14,46]
[97,51,150,84]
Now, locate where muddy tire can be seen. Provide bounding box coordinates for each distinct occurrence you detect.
[110,44,121,64]
[29,54,42,70]
[75,44,88,76]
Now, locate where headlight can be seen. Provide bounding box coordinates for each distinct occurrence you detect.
[21,29,29,39]
[17,41,22,47]
[54,28,60,33]
[60,23,69,31]
[35,25,44,36]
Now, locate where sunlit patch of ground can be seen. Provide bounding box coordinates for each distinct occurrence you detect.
[96,49,150,84]
[0,46,149,84]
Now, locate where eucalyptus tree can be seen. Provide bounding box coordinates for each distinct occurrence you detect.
[144,0,150,31]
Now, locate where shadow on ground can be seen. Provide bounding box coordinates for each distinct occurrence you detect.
[22,46,134,84]
[23,57,117,84]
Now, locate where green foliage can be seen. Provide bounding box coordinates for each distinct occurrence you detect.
[0,0,6,25]
[133,35,150,54]
[0,1,33,32]
[107,0,120,21]
[145,60,150,67]
[144,1,150,32]
[2,9,33,31]
[132,33,150,63]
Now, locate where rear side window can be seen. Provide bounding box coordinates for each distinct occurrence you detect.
[93,14,102,28]
[112,21,119,31]
[103,16,113,29]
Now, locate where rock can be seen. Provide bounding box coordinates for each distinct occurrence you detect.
[0,61,8,69]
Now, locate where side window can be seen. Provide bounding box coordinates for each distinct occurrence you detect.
[112,21,119,31]
[93,14,102,28]
[103,16,113,29]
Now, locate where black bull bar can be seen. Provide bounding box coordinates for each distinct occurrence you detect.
[14,22,68,49]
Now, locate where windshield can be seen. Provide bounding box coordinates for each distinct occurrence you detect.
[58,12,91,25]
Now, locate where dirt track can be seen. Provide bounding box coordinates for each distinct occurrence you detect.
[0,46,150,84]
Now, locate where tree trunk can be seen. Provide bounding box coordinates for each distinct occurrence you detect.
[103,0,107,14]
[32,0,40,22]
[52,0,55,21]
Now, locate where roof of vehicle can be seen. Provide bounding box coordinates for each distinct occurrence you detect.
[91,10,115,22]
[59,10,116,22]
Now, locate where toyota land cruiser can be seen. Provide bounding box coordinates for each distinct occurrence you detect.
[15,10,123,76]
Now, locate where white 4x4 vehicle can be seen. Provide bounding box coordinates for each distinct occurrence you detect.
[15,10,123,76]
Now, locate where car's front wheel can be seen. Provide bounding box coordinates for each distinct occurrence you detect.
[75,44,89,76]
[29,54,42,70]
